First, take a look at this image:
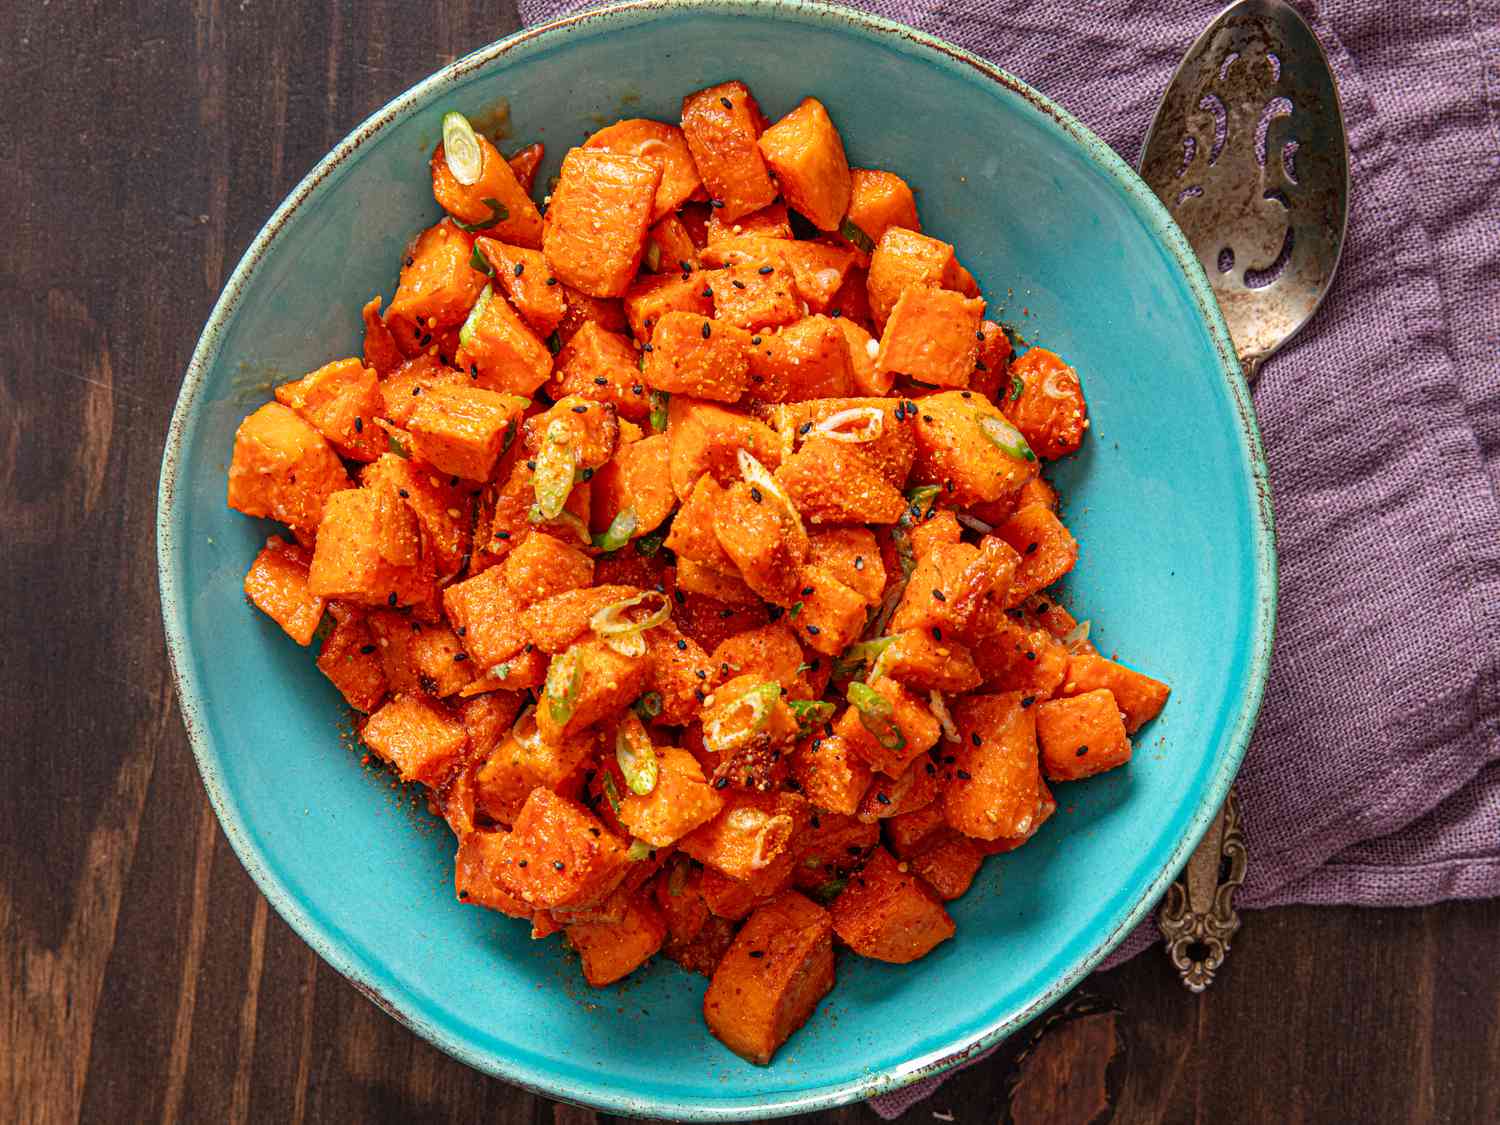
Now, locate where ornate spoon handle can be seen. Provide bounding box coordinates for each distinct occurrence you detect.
[1159,787,1248,991]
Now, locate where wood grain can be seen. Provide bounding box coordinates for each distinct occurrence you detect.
[1,2,1497,1123]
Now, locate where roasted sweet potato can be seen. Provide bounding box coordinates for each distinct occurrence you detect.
[496,788,630,910]
[829,847,954,963]
[431,130,544,247]
[227,402,351,536]
[543,148,662,298]
[680,81,778,221]
[585,118,703,222]
[757,97,852,231]
[306,487,434,609]
[362,692,468,787]
[1035,688,1132,781]
[1004,346,1088,460]
[474,237,566,336]
[875,288,986,389]
[643,311,752,402]
[244,537,325,645]
[405,384,526,482]
[1062,654,1170,732]
[566,889,668,986]
[274,358,386,462]
[943,692,1045,842]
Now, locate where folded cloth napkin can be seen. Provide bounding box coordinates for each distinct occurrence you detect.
[519,0,1500,1114]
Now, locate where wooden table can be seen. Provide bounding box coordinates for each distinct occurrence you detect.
[4,2,1497,1121]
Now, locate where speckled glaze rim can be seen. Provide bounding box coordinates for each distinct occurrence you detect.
[156,1,1277,1117]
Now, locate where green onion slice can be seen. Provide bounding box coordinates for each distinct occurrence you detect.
[590,590,671,644]
[737,448,804,538]
[810,876,848,904]
[532,417,577,520]
[703,681,781,751]
[812,406,885,444]
[469,243,495,277]
[631,691,664,721]
[844,635,896,683]
[458,284,493,349]
[634,527,667,557]
[544,646,584,727]
[1061,619,1091,653]
[442,111,485,185]
[788,699,836,732]
[615,717,659,796]
[847,681,906,753]
[839,216,875,254]
[452,197,509,234]
[649,390,670,433]
[387,431,411,459]
[977,413,1036,462]
[546,330,562,356]
[643,239,662,273]
[591,508,638,553]
[929,690,961,742]
[1010,374,1025,401]
[626,839,653,862]
[600,771,622,814]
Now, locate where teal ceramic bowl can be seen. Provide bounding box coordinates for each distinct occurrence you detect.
[158,1,1275,1116]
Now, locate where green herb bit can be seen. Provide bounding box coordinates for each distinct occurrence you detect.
[838,216,876,254]
[452,197,510,233]
[649,390,670,433]
[591,508,639,553]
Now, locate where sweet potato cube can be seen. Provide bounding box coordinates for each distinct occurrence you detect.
[407,620,475,697]
[680,81,777,221]
[883,801,948,858]
[944,692,1045,841]
[707,200,792,243]
[1004,347,1088,460]
[875,288,986,389]
[763,397,916,488]
[359,454,472,581]
[713,480,810,605]
[745,315,856,403]
[654,862,710,943]
[496,788,630,910]
[306,488,434,609]
[227,402,351,536]
[619,745,726,847]
[543,148,662,298]
[709,622,807,694]
[790,732,874,817]
[442,565,528,669]
[697,675,800,773]
[775,436,905,525]
[459,690,527,760]
[792,811,880,889]
[909,508,962,561]
[1035,689,1132,781]
[454,830,533,917]
[713,261,804,332]
[623,272,716,344]
[643,312,752,403]
[664,473,737,572]
[973,622,1069,701]
[969,319,1013,400]
[536,637,650,743]
[909,833,985,901]
[836,676,941,777]
[790,565,868,656]
[667,913,738,977]
[523,395,621,471]
[474,238,566,336]
[757,97,851,231]
[462,646,548,694]
[584,118,703,223]
[405,384,525,482]
[588,433,675,538]
[866,226,962,331]
[430,132,544,248]
[274,358,385,462]
[518,584,640,653]
[506,141,545,194]
[879,629,982,694]
[475,711,596,825]
[647,214,700,272]
[316,604,388,712]
[835,317,884,396]
[841,170,920,262]
[386,220,488,342]
[679,790,807,882]
[451,286,554,395]
[501,530,594,607]
[243,537,325,645]
[1063,654,1170,733]
[911,390,1037,506]
[699,864,790,921]
[892,536,1019,641]
[377,355,466,427]
[996,504,1079,605]
[644,622,714,726]
[566,890,668,987]
[703,891,834,1065]
[362,693,468,787]
[555,283,630,345]
[807,527,884,605]
[361,296,404,376]
[856,756,939,822]
[830,847,953,963]
[547,321,650,422]
[666,396,782,499]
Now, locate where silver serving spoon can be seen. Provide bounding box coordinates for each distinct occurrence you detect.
[1139,0,1349,990]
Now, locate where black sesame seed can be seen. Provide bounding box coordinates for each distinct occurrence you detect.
[1025,650,1037,661]
[944,754,957,764]
[1035,602,1050,613]
[593,375,609,385]
[801,586,815,596]
[932,589,946,602]
[798,421,812,435]
[830,308,841,318]
[398,488,409,499]
[1021,695,1035,708]
[961,391,972,399]
[526,460,537,470]
[354,416,364,433]
[546,276,558,285]
[387,593,398,606]
[701,286,713,298]
[514,262,525,277]
[553,860,566,871]
[876,792,891,805]
[571,404,588,414]
[454,652,468,662]
[956,769,972,780]
[456,626,467,636]
[970,732,982,746]
[758,265,774,275]
[732,279,746,289]
[810,814,821,829]
[643,343,654,352]
[695,669,707,679]
[581,467,594,481]
[806,624,821,635]
[854,556,864,570]
[679,259,693,273]
[1025,542,1038,555]
[748,949,765,958]
[631,383,643,395]
[922,414,934,423]
[720,95,734,110]
[751,336,762,345]
[411,385,421,396]
[713,777,729,790]
[711,199,725,208]
[1076,745,1089,756]
[674,590,686,604]
[925,761,936,775]
[894,404,906,421]
[494,530,511,540]
[517,859,528,868]
[977,330,986,341]
[676,639,687,651]
[701,321,712,339]
[931,626,943,640]
[750,487,763,503]
[359,644,376,655]
[590,826,601,837]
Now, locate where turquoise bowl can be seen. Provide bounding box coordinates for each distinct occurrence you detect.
[157,1,1275,1116]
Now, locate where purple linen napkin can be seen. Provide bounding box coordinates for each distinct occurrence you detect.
[518,0,1500,1114]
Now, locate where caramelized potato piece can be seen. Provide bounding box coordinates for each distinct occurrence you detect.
[757,97,852,231]
[1035,688,1132,781]
[543,148,662,298]
[829,847,954,963]
[680,81,777,221]
[227,402,351,537]
[362,692,468,787]
[584,118,704,222]
[1062,654,1170,732]
[243,537,325,645]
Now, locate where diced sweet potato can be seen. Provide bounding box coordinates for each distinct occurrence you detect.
[680,81,777,221]
[523,395,621,472]
[543,148,662,298]
[518,584,641,653]
[943,692,1044,841]
[790,732,873,817]
[969,320,1013,400]
[362,692,468,787]
[566,890,668,986]
[713,480,810,606]
[454,830,533,917]
[666,912,738,977]
[588,433,675,538]
[461,645,548,693]
[1004,347,1088,460]
[708,623,807,697]
[386,220,488,344]
[707,200,792,243]
[807,527,884,605]
[647,214,700,272]
[473,238,566,336]
[865,226,965,331]
[713,260,804,332]
[890,540,980,637]
[879,629,982,694]
[451,285,554,395]
[584,118,703,223]
[430,132,544,248]
[841,170,920,263]
[835,317,883,396]
[679,790,807,882]
[792,810,880,888]
[829,847,953,963]
[619,745,726,847]
[774,241,859,315]
[1063,654,1170,733]
[243,537,325,645]
[759,397,916,489]
[1035,688,1132,781]
[405,384,525,482]
[911,390,1037,506]
[546,321,649,423]
[377,355,467,427]
[972,622,1069,701]
[667,396,782,499]
[406,620,476,697]
[875,288,986,389]
[909,508,962,561]
[698,863,789,921]
[644,621,714,726]
[789,565,868,656]
[274,358,385,462]
[306,487,434,609]
[996,503,1078,605]
[227,402,351,536]
[459,690,527,760]
[757,97,851,231]
[665,473,737,571]
[774,436,905,525]
[507,141,545,194]
[361,296,404,376]
[536,637,650,743]
[908,833,985,901]
[883,800,948,858]
[703,891,834,1065]
[643,312,752,403]
[745,315,857,403]
[442,565,528,669]
[475,709,596,825]
[358,454,472,581]
[856,757,939,823]
[836,676,941,777]
[556,283,630,345]
[316,603,388,712]
[623,271,716,344]
[496,788,631,910]
[501,530,594,607]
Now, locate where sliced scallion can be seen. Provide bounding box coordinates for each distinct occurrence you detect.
[544,646,584,727]
[977,413,1036,462]
[737,448,804,538]
[626,839,653,861]
[702,681,781,751]
[469,243,495,277]
[929,690,961,742]
[442,111,485,185]
[811,406,885,444]
[591,508,638,553]
[847,681,906,753]
[839,216,875,254]
[458,284,493,350]
[643,239,662,273]
[788,699,836,733]
[1010,374,1025,401]
[649,390,670,434]
[531,417,577,520]
[452,197,509,233]
[1061,619,1091,653]
[600,771,622,814]
[615,717,659,796]
[631,691,664,721]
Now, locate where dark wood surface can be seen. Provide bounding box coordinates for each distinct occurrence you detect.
[3,3,1497,1122]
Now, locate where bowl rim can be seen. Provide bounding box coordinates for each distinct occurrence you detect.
[156,0,1277,1116]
